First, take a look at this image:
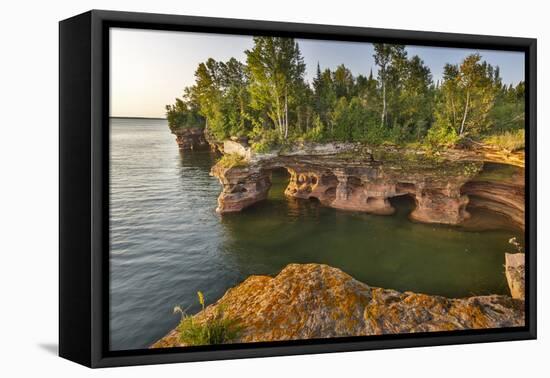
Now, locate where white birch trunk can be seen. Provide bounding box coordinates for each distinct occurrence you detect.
[284,87,289,139]
[380,78,386,128]
[459,90,470,136]
[274,95,283,135]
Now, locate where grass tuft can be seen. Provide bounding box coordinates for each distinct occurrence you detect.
[174,292,241,346]
[483,129,525,152]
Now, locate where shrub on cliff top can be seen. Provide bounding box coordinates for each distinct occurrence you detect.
[174,292,241,346]
[218,153,247,168]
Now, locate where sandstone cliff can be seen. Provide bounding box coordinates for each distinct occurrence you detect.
[174,127,208,150]
[152,263,524,348]
[209,141,525,227]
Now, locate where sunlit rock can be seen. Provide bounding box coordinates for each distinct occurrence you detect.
[505,253,525,300]
[210,145,492,226]
[462,164,525,229]
[210,164,271,213]
[152,263,524,348]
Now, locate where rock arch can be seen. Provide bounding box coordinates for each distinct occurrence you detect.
[210,155,485,225]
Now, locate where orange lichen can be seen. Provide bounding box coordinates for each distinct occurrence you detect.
[151,264,524,348]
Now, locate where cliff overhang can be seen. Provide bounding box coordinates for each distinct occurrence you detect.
[210,141,525,228]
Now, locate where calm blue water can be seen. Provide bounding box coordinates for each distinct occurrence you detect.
[109,118,521,351]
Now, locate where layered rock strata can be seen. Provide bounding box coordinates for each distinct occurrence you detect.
[174,127,208,150]
[461,164,525,229]
[211,142,483,225]
[152,263,524,348]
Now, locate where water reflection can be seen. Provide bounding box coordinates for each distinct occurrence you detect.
[219,169,520,300]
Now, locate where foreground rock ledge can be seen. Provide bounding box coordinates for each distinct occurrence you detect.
[152,264,524,348]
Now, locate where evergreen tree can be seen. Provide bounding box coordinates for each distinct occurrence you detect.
[332,64,355,100]
[397,55,433,140]
[165,97,204,133]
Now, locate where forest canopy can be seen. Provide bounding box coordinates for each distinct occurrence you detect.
[166,37,525,152]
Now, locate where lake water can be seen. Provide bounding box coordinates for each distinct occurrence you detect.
[109,118,522,351]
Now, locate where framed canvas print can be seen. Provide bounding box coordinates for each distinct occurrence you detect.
[59,10,536,368]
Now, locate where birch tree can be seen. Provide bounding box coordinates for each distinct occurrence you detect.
[245,37,306,140]
[373,43,391,128]
[433,54,496,139]
[373,44,407,129]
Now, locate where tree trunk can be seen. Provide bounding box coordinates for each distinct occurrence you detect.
[380,77,386,128]
[459,89,470,136]
[450,96,457,129]
[273,86,283,136]
[284,87,289,139]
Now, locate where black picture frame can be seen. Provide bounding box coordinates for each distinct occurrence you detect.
[59,9,537,368]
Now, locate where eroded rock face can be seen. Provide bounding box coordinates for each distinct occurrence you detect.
[151,264,524,348]
[505,253,525,300]
[284,167,339,205]
[211,149,481,225]
[174,128,208,150]
[410,189,470,224]
[210,164,271,213]
[462,164,525,229]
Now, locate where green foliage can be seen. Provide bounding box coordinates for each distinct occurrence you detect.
[166,39,524,151]
[331,97,366,142]
[250,127,281,153]
[300,115,326,142]
[426,122,460,148]
[176,310,241,346]
[165,98,204,133]
[183,58,250,141]
[246,37,306,140]
[435,54,497,138]
[491,81,525,133]
[217,153,248,168]
[174,295,241,346]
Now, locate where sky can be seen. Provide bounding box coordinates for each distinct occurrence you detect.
[110,28,525,118]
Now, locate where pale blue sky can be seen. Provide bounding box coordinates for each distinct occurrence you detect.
[110,28,525,118]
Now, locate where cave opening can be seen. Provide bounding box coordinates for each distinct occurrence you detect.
[388,194,416,216]
[267,167,291,201]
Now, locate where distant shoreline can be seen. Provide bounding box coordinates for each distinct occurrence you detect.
[111,116,167,120]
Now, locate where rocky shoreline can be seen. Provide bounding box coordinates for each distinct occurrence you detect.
[173,127,209,150]
[154,137,526,348]
[152,262,525,348]
[210,140,525,228]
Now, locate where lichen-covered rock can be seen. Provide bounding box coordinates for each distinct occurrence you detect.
[505,253,525,300]
[151,264,524,348]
